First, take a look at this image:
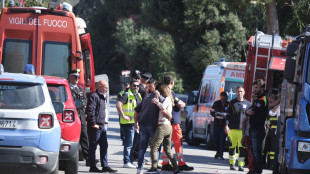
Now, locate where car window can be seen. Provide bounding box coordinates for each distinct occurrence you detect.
[47,85,68,103]
[0,83,44,109]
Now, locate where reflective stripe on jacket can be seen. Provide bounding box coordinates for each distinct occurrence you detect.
[119,89,142,124]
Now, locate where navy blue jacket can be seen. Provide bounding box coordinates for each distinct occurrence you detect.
[86,90,106,126]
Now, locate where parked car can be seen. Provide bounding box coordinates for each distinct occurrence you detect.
[180,90,198,135]
[0,65,61,174]
[44,76,82,174]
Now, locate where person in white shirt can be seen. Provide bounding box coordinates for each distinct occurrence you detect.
[146,85,179,174]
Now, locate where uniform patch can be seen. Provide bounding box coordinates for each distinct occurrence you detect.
[256,103,261,108]
[243,104,247,109]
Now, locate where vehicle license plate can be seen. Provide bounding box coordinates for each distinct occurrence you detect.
[0,119,17,128]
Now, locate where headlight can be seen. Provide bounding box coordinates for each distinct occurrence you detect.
[298,142,310,152]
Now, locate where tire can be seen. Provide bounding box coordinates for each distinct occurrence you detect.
[280,161,289,174]
[65,150,79,174]
[78,144,84,161]
[185,124,200,146]
[205,125,215,150]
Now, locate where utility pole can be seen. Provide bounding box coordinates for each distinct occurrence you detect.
[2,0,4,9]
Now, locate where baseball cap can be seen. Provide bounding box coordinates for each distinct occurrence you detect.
[132,70,141,79]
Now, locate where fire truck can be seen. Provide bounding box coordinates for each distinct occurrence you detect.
[0,2,95,94]
[186,60,246,149]
[243,31,290,173]
[272,25,310,174]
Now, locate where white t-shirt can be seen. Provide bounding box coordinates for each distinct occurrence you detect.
[157,97,172,125]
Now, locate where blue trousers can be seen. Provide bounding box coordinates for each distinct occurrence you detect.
[87,125,108,167]
[121,124,135,164]
[250,128,266,174]
[138,124,156,170]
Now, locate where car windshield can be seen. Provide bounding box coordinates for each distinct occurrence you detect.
[47,85,68,103]
[0,83,44,109]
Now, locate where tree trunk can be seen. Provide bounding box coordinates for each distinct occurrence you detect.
[265,0,279,34]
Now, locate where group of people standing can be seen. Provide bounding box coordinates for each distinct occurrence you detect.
[211,79,279,174]
[116,71,195,174]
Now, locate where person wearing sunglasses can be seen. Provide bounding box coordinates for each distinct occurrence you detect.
[116,80,142,168]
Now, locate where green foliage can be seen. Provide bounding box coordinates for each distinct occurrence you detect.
[24,0,41,7]
[115,18,178,88]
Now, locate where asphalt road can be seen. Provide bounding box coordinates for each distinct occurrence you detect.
[60,96,273,174]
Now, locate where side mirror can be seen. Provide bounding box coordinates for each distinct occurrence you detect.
[53,102,64,114]
[286,42,299,56]
[74,99,83,109]
[284,57,296,82]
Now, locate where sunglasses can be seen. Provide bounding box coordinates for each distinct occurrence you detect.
[74,76,79,80]
[133,85,139,87]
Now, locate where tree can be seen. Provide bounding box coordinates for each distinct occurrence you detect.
[141,0,247,91]
[115,18,182,92]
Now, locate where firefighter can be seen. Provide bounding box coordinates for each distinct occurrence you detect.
[225,86,251,171]
[245,79,269,174]
[264,90,280,169]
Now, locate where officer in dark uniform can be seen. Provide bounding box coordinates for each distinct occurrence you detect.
[246,79,269,174]
[68,69,89,164]
[139,72,152,99]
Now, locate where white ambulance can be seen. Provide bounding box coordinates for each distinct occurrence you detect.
[185,59,246,149]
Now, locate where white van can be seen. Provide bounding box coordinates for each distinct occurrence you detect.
[185,60,246,149]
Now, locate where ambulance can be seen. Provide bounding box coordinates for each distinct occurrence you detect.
[0,2,96,94]
[185,59,246,149]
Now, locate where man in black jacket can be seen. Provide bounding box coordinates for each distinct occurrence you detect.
[210,91,230,160]
[86,80,117,173]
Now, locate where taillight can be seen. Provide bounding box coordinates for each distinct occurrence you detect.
[63,109,75,122]
[38,113,53,129]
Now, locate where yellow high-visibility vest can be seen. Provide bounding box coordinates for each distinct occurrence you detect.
[119,89,142,124]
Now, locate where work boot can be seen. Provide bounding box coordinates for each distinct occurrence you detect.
[230,164,236,170]
[238,166,244,171]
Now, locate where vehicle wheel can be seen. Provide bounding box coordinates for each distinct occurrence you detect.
[185,124,200,146]
[65,150,79,174]
[280,161,289,174]
[78,144,83,161]
[205,128,215,150]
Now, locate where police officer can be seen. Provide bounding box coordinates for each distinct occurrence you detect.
[68,68,89,164]
[116,80,142,168]
[210,91,230,160]
[246,79,269,174]
[139,72,152,99]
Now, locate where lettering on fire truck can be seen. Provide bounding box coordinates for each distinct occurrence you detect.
[9,17,68,28]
